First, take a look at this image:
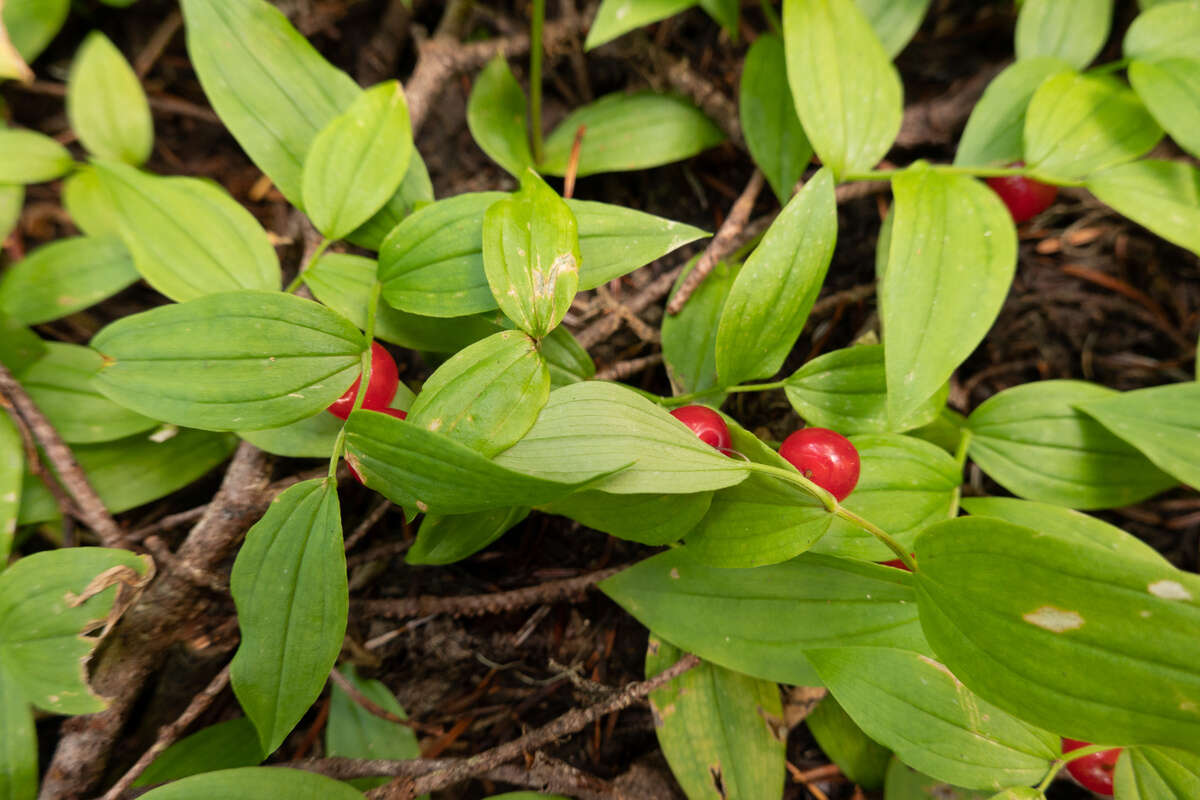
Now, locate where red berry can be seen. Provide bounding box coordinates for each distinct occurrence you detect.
[881,559,911,571]
[670,405,732,451]
[1062,738,1120,796]
[778,428,860,501]
[986,169,1057,223]
[327,342,399,421]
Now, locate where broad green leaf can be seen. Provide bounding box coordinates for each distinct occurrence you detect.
[540,92,724,177]
[67,32,153,165]
[542,490,712,546]
[0,235,137,325]
[784,344,946,435]
[1124,0,1200,62]
[302,81,413,239]
[814,434,960,561]
[809,647,1058,790]
[134,718,264,787]
[1086,160,1200,257]
[965,380,1176,508]
[884,758,991,800]
[646,638,786,800]
[662,256,735,396]
[1024,72,1162,179]
[1128,58,1200,159]
[18,428,237,524]
[231,479,346,754]
[854,0,931,57]
[539,325,595,387]
[467,56,533,176]
[1077,382,1200,490]
[584,0,694,49]
[740,34,812,203]
[91,291,365,432]
[954,58,1074,167]
[913,516,1200,751]
[0,184,21,243]
[16,342,157,443]
[0,665,36,800]
[494,381,750,494]
[137,767,364,800]
[344,151,433,252]
[600,549,932,686]
[716,168,836,387]
[62,167,119,236]
[0,411,20,564]
[568,198,708,288]
[408,330,549,456]
[908,406,967,455]
[0,547,152,713]
[483,171,580,337]
[344,408,611,514]
[0,314,44,373]
[3,0,68,62]
[883,166,1016,424]
[92,160,280,301]
[1015,0,1113,69]
[1115,746,1200,799]
[237,411,343,459]
[407,507,530,565]
[783,0,903,178]
[0,130,73,184]
[807,695,890,790]
[327,665,419,791]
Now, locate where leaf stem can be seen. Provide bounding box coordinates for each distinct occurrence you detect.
[1089,57,1130,76]
[328,281,383,480]
[748,462,838,511]
[529,0,546,165]
[834,506,916,569]
[948,428,973,517]
[662,380,786,407]
[285,237,332,293]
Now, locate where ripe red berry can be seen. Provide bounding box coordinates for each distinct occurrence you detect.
[986,168,1057,223]
[1062,738,1120,796]
[778,428,860,501]
[327,341,399,421]
[670,405,732,451]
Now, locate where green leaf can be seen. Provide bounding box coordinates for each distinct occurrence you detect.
[539,325,595,387]
[136,767,365,800]
[0,129,73,184]
[814,434,960,561]
[92,160,280,301]
[18,428,237,524]
[302,81,413,240]
[647,638,786,800]
[407,507,530,565]
[134,718,264,787]
[882,165,1016,424]
[965,380,1176,508]
[344,154,434,251]
[467,56,534,176]
[1115,746,1200,799]
[568,198,708,288]
[809,647,1058,791]
[1024,71,1163,179]
[91,291,365,432]
[716,168,836,387]
[0,411,20,564]
[954,58,1074,167]
[16,342,157,443]
[1077,382,1200,490]
[913,516,1200,752]
[740,33,812,203]
[662,257,735,396]
[807,695,890,790]
[3,0,69,63]
[698,0,739,34]
[0,235,138,325]
[1015,0,1113,69]
[600,549,932,686]
[783,0,903,178]
[327,665,419,791]
[884,758,991,800]
[0,314,45,374]
[1086,160,1200,257]
[62,167,119,236]
[542,490,712,546]
[0,547,153,714]
[483,171,580,337]
[1128,58,1200,159]
[783,344,946,435]
[907,406,967,455]
[494,381,750,494]
[0,664,36,800]
[0,184,22,243]
[854,0,931,57]
[584,0,694,49]
[67,32,153,165]
[1124,0,1200,62]
[236,412,343,459]
[540,92,725,177]
[231,479,346,754]
[344,408,610,514]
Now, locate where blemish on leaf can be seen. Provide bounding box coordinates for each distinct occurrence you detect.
[416,501,429,513]
[148,425,178,443]
[757,706,788,742]
[531,252,578,298]
[1148,580,1192,601]
[669,567,681,579]
[427,418,443,432]
[287,393,305,399]
[1022,606,1084,632]
[709,764,727,799]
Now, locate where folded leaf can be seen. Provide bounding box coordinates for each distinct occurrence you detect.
[467,56,534,176]
[407,507,530,565]
[739,33,812,203]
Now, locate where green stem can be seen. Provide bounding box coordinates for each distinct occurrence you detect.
[1036,762,1062,793]
[1035,741,1119,791]
[759,0,782,35]
[948,428,973,517]
[835,506,916,569]
[1090,57,1130,76]
[661,380,786,407]
[748,462,838,512]
[529,0,546,165]
[285,238,332,293]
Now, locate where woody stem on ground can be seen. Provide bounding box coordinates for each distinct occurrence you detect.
[529,0,545,164]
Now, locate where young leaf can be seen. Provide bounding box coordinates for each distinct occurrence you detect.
[1128,58,1200,159]
[482,171,580,338]
[0,129,73,183]
[0,184,22,243]
[740,33,813,204]
[1024,72,1163,179]
[1123,0,1200,62]
[965,380,1176,509]
[0,235,137,325]
[3,0,68,63]
[302,81,413,240]
[716,168,836,387]
[134,718,264,787]
[1086,160,1200,257]
[1015,0,1113,69]
[67,32,153,165]
[542,490,713,546]
[954,58,1073,167]
[540,92,724,177]
[0,665,36,800]
[600,549,932,686]
[0,314,44,374]
[884,758,991,800]
[135,767,364,800]
[584,0,694,50]
[806,695,890,790]
[913,516,1200,752]
[467,55,534,176]
[91,291,365,432]
[854,0,931,58]
[646,639,786,800]
[407,507,530,565]
[0,411,21,566]
[783,0,903,178]
[231,479,346,754]
[882,165,1016,425]
[1115,746,1200,799]
[662,256,736,396]
[327,665,419,791]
